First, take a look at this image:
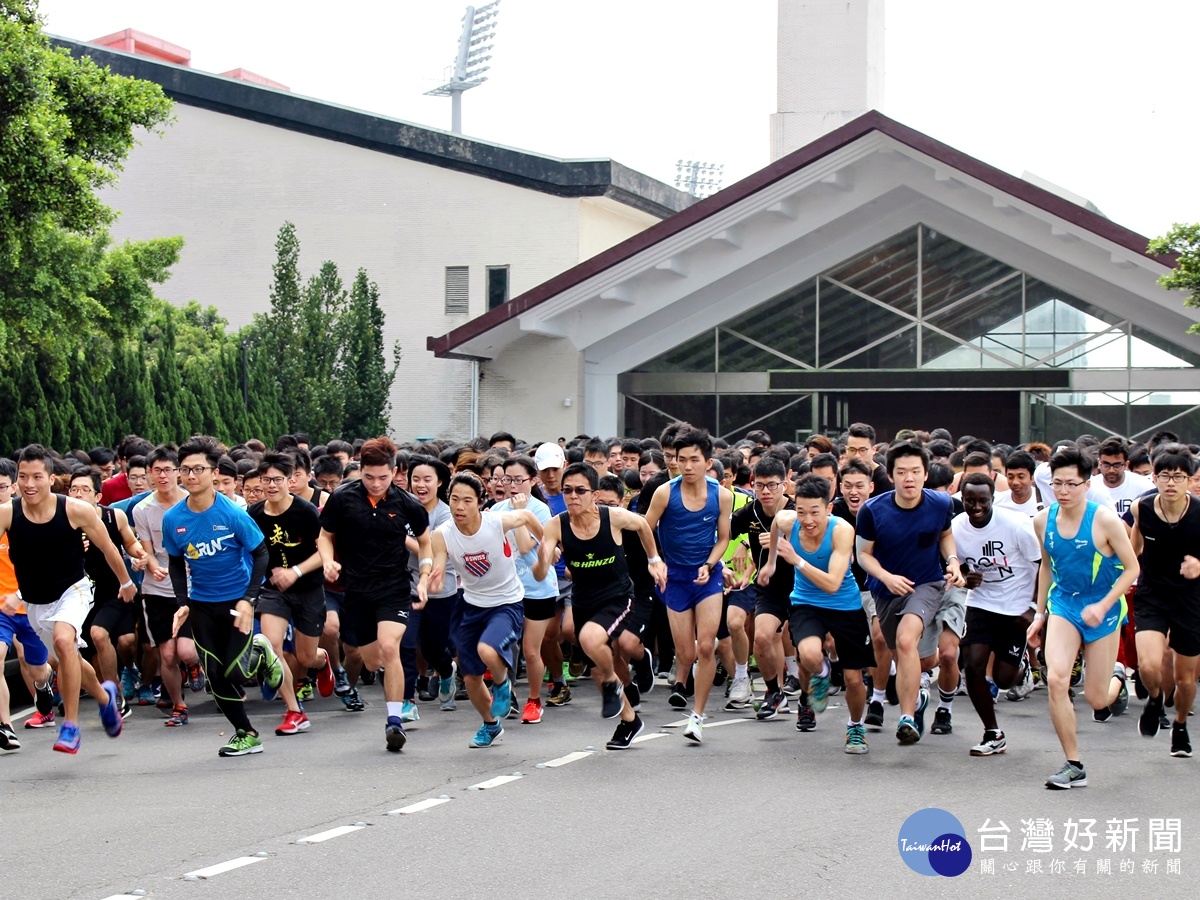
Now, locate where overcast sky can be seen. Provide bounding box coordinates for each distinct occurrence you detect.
[38,0,1200,240]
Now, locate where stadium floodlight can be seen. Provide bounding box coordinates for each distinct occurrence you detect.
[674,160,724,199]
[425,2,502,134]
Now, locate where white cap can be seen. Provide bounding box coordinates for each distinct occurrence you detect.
[534,442,566,470]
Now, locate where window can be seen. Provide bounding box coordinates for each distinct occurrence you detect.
[445,266,469,314]
[487,265,510,310]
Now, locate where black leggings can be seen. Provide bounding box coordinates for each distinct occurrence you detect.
[187,600,256,733]
[401,590,458,699]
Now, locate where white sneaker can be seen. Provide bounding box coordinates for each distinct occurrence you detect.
[1006,664,1034,702]
[725,673,751,708]
[683,712,704,743]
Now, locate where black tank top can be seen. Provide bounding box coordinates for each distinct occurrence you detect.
[559,506,633,609]
[9,495,88,604]
[84,506,123,600]
[1137,494,1200,599]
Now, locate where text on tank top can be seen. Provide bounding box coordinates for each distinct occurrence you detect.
[559,506,633,609]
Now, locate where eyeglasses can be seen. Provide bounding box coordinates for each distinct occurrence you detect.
[1155,473,1189,484]
[1098,461,1126,470]
[561,486,592,496]
[500,476,530,485]
[1050,480,1087,490]
[68,486,94,496]
[261,476,287,485]
[150,467,176,476]
[755,481,785,492]
[179,465,214,476]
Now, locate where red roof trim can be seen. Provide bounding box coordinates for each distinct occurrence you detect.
[427,110,1171,358]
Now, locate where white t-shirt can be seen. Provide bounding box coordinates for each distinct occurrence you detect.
[993,490,1042,517]
[1090,471,1154,518]
[952,507,1041,615]
[437,511,523,608]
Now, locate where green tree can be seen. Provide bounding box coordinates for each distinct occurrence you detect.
[341,268,401,439]
[1148,224,1200,333]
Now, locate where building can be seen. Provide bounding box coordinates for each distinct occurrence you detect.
[56,34,693,441]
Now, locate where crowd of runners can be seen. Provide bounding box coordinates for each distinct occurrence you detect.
[0,422,1197,789]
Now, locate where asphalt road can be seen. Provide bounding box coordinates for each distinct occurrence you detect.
[2,672,1195,900]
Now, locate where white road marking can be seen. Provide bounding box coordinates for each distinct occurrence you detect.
[182,857,265,879]
[389,798,452,815]
[704,718,749,728]
[100,895,146,899]
[542,750,593,767]
[12,706,34,721]
[470,774,523,790]
[631,732,668,743]
[296,825,364,844]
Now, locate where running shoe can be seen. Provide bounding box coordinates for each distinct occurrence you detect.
[438,664,456,704]
[1109,673,1129,717]
[385,716,407,752]
[156,693,174,712]
[490,679,513,720]
[546,683,572,707]
[808,669,830,714]
[120,666,139,701]
[568,645,586,679]
[1006,664,1033,702]
[632,649,655,695]
[400,700,420,723]
[668,681,688,709]
[164,705,189,727]
[342,688,365,712]
[417,675,436,702]
[24,709,54,729]
[1140,694,1164,738]
[725,673,751,710]
[295,679,314,702]
[1093,706,1113,723]
[782,674,802,697]
[914,688,930,737]
[896,715,919,745]
[957,671,968,696]
[275,710,310,735]
[844,723,868,754]
[98,680,123,738]
[1045,761,1087,789]
[521,698,543,724]
[1070,654,1083,687]
[986,679,999,701]
[713,660,728,688]
[606,714,645,750]
[864,700,885,731]
[683,712,703,743]
[118,696,133,720]
[930,707,953,735]
[455,677,469,701]
[601,680,624,719]
[469,721,503,748]
[316,656,335,698]
[135,685,156,707]
[252,634,284,690]
[188,664,205,693]
[795,704,816,732]
[756,690,787,720]
[53,721,81,754]
[0,723,19,751]
[1132,668,1148,700]
[333,667,351,697]
[970,730,1007,756]
[885,671,899,706]
[219,729,263,757]
[439,694,457,712]
[1171,722,1192,758]
[360,668,377,686]
[829,660,844,695]
[1160,709,1171,731]
[34,678,54,716]
[626,683,642,711]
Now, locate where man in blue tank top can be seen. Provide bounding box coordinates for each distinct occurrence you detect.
[1028,446,1139,789]
[759,475,875,754]
[644,427,734,744]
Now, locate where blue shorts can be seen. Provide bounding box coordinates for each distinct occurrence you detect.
[0,611,50,667]
[663,562,725,613]
[1049,594,1128,644]
[451,601,523,677]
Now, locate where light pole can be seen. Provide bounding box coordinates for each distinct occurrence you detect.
[674,160,724,199]
[425,2,501,134]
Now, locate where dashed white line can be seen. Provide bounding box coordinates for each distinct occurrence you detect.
[100,895,145,899]
[469,774,523,790]
[296,825,364,844]
[631,732,668,743]
[704,718,750,728]
[388,798,452,815]
[542,750,593,767]
[182,857,265,879]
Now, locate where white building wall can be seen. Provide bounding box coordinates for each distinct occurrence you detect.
[770,0,884,160]
[100,103,634,442]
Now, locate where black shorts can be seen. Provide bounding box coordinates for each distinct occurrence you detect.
[523,595,557,622]
[624,591,653,641]
[1135,591,1200,657]
[754,586,790,628]
[91,595,136,639]
[962,606,1028,668]
[788,603,876,670]
[344,588,411,648]
[574,597,635,644]
[256,585,326,638]
[142,594,188,645]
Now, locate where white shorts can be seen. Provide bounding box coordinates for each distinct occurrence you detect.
[861,590,876,620]
[25,578,95,655]
[918,585,967,660]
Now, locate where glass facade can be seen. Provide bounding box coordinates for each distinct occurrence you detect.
[621,225,1200,442]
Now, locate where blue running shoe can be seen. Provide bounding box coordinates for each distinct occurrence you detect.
[98,681,123,738]
[896,714,919,745]
[469,721,503,748]
[385,716,407,752]
[53,721,81,754]
[914,688,930,737]
[120,666,139,701]
[490,679,512,720]
[809,670,830,714]
[400,700,420,722]
[438,663,457,704]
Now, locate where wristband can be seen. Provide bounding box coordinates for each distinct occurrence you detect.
[419,557,434,571]
[796,557,807,571]
[292,566,303,579]
[946,555,959,562]
[1032,612,1046,621]
[119,580,134,590]
[647,556,662,565]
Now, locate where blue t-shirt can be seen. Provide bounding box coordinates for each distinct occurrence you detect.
[856,489,954,599]
[161,492,265,603]
[493,495,558,600]
[544,491,568,580]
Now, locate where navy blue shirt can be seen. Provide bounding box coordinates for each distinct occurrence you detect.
[855,489,954,599]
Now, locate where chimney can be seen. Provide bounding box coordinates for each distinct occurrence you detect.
[89,28,191,66]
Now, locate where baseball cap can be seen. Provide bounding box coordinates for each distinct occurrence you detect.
[534,442,566,470]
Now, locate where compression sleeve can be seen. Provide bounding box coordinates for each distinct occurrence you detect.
[245,540,269,601]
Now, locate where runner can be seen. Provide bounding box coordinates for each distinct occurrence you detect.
[1028,446,1140,788]
[533,442,572,708]
[430,472,543,748]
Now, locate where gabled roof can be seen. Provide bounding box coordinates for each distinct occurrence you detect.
[428,110,1175,360]
[52,36,693,219]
